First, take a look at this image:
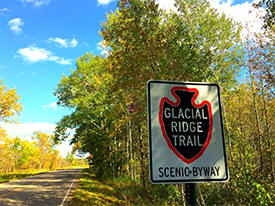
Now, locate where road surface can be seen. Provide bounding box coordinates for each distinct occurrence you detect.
[0,168,83,206]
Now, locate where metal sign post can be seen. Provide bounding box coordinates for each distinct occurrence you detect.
[185,183,197,206]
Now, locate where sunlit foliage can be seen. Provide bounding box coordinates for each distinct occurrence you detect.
[54,0,274,205]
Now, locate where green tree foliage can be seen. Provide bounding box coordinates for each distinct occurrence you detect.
[54,53,119,177]
[54,0,274,205]
[1,136,37,172]
[99,0,243,184]
[55,0,243,174]
[200,26,274,205]
[102,0,243,84]
[32,131,60,170]
[0,132,86,174]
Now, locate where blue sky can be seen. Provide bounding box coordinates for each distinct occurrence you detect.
[0,0,262,157]
[0,0,117,124]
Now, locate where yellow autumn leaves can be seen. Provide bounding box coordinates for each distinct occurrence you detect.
[0,80,22,123]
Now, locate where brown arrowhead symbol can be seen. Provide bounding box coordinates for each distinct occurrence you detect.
[159,87,213,164]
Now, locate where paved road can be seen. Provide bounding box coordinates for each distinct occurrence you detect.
[0,168,83,206]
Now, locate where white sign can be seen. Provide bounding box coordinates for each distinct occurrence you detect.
[147,80,229,183]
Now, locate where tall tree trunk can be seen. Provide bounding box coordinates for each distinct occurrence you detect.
[260,80,274,180]
[128,116,134,179]
[249,69,263,173]
[238,95,247,177]
[138,125,146,189]
[179,184,185,206]
[126,125,129,175]
[223,101,234,166]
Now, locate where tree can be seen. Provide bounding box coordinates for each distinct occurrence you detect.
[52,1,274,204]
[100,0,243,181]
[20,140,41,170]
[0,135,11,172]
[0,136,40,172]
[8,137,40,170]
[201,21,274,206]
[32,131,58,169]
[0,80,22,123]
[254,0,275,30]
[101,0,243,91]
[245,28,274,180]
[54,53,118,177]
[54,0,244,184]
[0,80,23,162]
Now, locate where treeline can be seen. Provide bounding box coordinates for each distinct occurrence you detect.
[54,0,274,205]
[0,72,87,174]
[0,131,87,173]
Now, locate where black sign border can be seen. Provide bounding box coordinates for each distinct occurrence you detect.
[147,80,229,184]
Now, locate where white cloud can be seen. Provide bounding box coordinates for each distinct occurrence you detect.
[17,46,73,65]
[157,0,265,40]
[0,8,11,15]
[97,40,110,56]
[56,58,73,65]
[0,122,72,158]
[97,0,115,5]
[8,18,24,35]
[49,37,78,48]
[156,0,176,11]
[55,140,73,158]
[21,0,50,7]
[208,0,265,39]
[18,46,51,62]
[42,102,58,110]
[0,122,56,140]
[70,38,78,47]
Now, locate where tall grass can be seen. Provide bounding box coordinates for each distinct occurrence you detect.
[70,168,181,206]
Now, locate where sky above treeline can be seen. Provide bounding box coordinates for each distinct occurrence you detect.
[0,0,264,157]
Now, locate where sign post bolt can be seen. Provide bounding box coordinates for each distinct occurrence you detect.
[185,183,197,206]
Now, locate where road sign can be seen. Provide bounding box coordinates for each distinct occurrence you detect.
[147,80,229,183]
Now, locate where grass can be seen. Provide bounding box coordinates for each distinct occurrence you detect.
[0,165,88,183]
[70,169,157,206]
[0,169,50,183]
[70,169,173,206]
[70,169,127,206]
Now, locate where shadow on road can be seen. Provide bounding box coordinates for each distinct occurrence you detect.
[0,168,83,206]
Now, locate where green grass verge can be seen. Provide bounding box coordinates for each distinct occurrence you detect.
[0,166,88,183]
[0,169,50,183]
[70,168,156,206]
